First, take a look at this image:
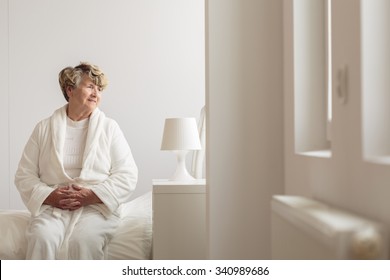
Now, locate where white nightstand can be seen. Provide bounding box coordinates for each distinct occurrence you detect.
[152,179,206,260]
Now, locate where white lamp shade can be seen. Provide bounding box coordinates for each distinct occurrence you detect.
[161,118,201,151]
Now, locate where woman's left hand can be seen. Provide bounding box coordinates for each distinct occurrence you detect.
[66,184,102,209]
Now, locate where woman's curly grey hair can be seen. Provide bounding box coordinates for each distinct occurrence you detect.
[58,62,108,101]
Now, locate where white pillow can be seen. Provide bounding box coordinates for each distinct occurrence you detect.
[107,191,153,259]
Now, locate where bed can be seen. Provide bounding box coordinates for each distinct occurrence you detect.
[0,191,152,260]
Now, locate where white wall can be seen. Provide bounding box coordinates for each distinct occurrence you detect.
[1,0,205,209]
[207,0,284,259]
[284,0,390,257]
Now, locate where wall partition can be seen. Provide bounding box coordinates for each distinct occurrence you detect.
[362,0,390,164]
[0,0,9,208]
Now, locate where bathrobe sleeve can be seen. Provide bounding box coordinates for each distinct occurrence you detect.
[14,122,54,216]
[89,121,138,217]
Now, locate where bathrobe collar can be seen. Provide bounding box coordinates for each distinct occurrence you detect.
[50,105,105,181]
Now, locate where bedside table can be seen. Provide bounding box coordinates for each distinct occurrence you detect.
[152,179,206,259]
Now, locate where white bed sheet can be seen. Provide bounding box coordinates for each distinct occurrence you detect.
[0,191,152,260]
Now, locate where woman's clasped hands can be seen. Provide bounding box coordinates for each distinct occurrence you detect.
[44,184,102,210]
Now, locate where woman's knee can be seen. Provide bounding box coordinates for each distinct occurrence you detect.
[27,222,61,243]
[68,233,106,259]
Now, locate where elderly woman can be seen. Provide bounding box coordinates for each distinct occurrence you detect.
[14,62,138,259]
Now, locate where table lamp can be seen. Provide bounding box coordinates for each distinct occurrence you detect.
[161,118,202,181]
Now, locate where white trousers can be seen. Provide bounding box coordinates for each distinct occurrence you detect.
[25,206,120,260]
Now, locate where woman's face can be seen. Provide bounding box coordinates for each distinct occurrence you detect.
[67,75,102,113]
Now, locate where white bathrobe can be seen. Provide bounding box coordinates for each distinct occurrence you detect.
[14,105,138,259]
[15,105,138,217]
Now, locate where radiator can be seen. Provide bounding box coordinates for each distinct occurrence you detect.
[271,195,388,259]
